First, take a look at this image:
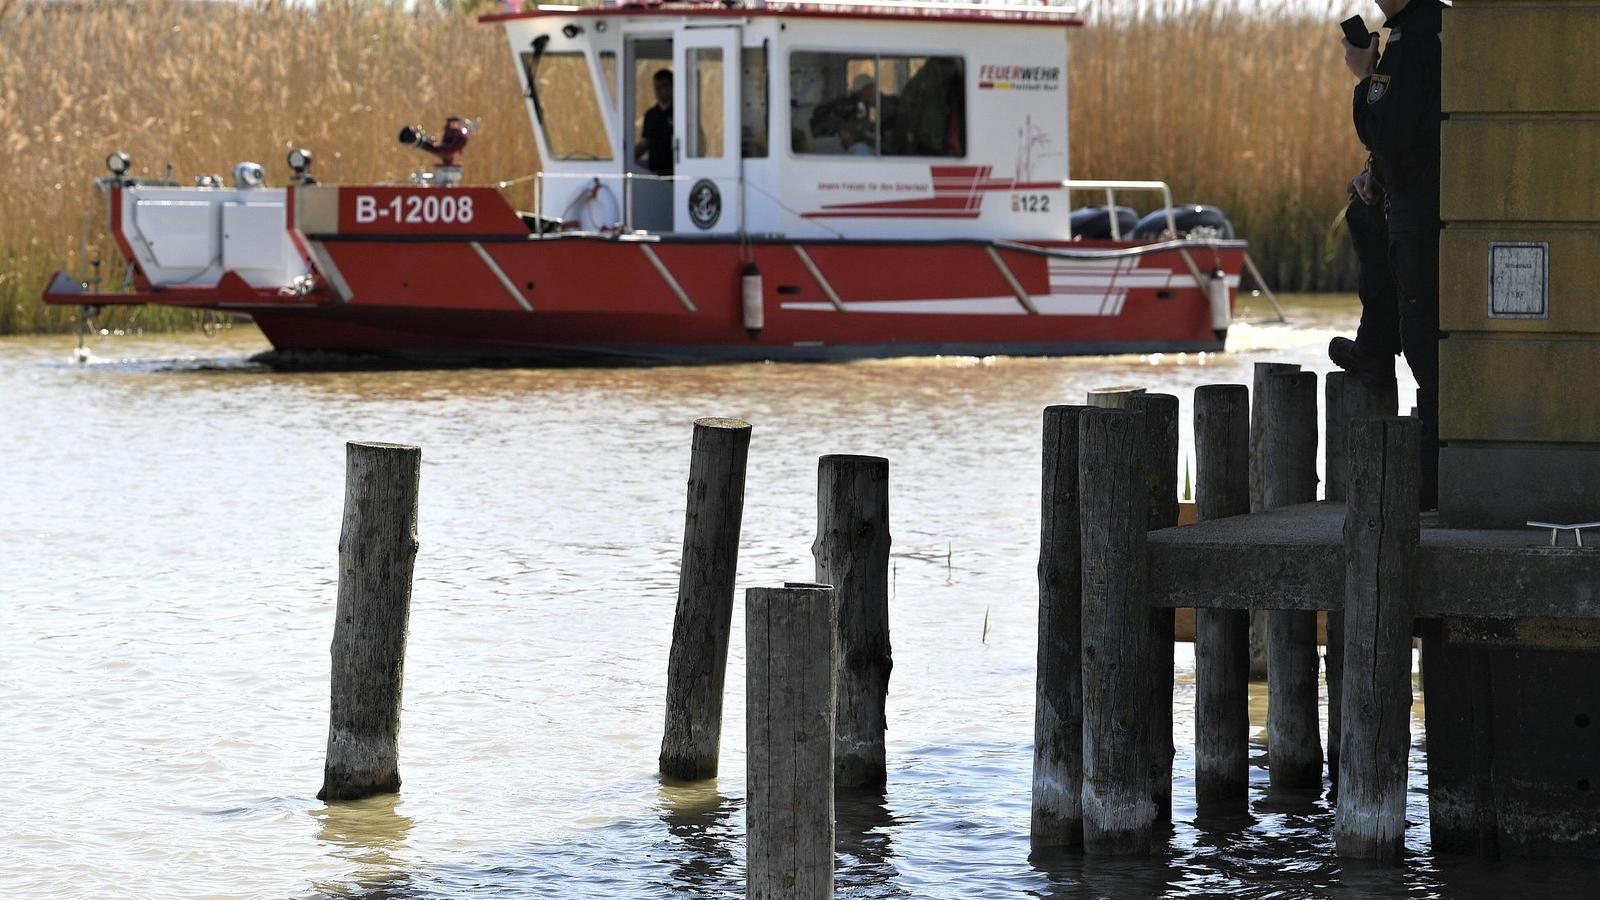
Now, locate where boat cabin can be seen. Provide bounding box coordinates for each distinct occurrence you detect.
[486,1,1081,240]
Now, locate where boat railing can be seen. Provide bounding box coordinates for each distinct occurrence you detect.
[514,1,1080,20]
[1062,178,1286,322]
[1059,179,1179,241]
[531,171,688,235]
[756,0,1080,20]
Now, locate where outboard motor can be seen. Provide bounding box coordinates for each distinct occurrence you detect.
[1069,205,1140,240]
[1131,204,1235,240]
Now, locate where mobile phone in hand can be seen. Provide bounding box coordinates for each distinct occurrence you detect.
[1340,15,1374,48]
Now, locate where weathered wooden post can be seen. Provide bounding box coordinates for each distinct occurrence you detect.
[1248,362,1303,678]
[1323,372,1399,798]
[1337,417,1420,862]
[813,454,892,791]
[1031,405,1088,849]
[319,441,421,803]
[1258,369,1324,792]
[1088,385,1145,409]
[1192,385,1251,813]
[747,583,837,898]
[1128,392,1179,827]
[660,417,752,780]
[1079,407,1156,855]
[1249,363,1304,510]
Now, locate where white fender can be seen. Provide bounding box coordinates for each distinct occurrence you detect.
[741,262,764,339]
[1206,268,1232,333]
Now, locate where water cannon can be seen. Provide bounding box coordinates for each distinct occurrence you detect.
[397,116,472,168]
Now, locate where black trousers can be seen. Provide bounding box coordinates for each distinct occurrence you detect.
[1348,195,1401,358]
[1389,228,1442,507]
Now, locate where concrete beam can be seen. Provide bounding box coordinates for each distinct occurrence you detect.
[1148,501,1600,617]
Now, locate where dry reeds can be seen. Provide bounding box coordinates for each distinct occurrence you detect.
[1,0,1369,335]
[1070,0,1369,291]
[1,0,528,334]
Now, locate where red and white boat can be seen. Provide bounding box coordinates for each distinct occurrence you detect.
[46,0,1266,365]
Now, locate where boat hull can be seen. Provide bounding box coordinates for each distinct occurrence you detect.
[252,236,1242,364]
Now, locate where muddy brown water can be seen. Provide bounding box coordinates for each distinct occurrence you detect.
[3,296,1597,898]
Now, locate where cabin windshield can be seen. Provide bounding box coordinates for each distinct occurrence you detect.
[521,50,613,161]
[789,51,965,158]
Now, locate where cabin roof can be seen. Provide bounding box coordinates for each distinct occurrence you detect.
[481,1,1084,29]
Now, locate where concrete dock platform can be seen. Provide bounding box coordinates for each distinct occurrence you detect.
[1149,501,1598,617]
[1146,499,1600,858]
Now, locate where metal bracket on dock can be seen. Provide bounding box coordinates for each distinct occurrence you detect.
[1526,521,1600,548]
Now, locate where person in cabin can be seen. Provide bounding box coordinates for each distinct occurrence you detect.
[1335,0,1446,510]
[636,68,674,177]
[810,74,878,151]
[841,116,876,156]
[893,57,964,156]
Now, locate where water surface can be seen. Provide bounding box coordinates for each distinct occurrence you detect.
[4,296,1594,898]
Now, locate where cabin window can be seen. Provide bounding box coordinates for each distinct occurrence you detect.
[521,50,613,161]
[685,47,725,159]
[789,51,965,158]
[742,46,769,158]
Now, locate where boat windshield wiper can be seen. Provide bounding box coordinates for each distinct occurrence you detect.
[524,34,550,124]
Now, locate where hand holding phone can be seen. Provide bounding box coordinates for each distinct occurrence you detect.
[1340,15,1374,49]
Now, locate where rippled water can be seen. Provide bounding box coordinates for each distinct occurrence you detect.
[4,296,1597,898]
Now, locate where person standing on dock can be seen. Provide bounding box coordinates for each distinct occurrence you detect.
[1330,161,1400,383]
[1337,0,1446,509]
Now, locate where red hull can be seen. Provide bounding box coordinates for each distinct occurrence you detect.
[254,236,1241,363]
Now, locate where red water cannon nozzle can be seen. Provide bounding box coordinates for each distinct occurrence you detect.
[397,116,472,167]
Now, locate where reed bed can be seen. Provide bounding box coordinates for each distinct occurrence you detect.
[2,0,1368,335]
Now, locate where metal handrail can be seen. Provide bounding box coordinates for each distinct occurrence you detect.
[533,171,687,234]
[757,0,1079,18]
[1060,179,1177,241]
[1059,178,1286,322]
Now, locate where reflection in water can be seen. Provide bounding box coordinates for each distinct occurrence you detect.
[307,794,416,899]
[836,787,907,897]
[1029,845,1183,898]
[655,778,742,896]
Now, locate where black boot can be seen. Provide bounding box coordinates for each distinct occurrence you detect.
[1328,336,1396,382]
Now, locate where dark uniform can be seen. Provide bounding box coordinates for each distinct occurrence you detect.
[1348,167,1400,363]
[1353,0,1445,508]
[642,104,673,177]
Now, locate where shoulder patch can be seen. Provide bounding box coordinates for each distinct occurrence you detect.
[1368,74,1392,104]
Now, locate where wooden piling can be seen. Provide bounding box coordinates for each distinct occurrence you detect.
[1258,369,1323,792]
[1248,363,1303,678]
[747,584,837,898]
[1079,407,1156,855]
[1128,392,1179,827]
[1323,373,1399,797]
[1337,417,1420,862]
[1249,363,1303,512]
[1192,385,1251,813]
[319,441,421,803]
[660,418,752,781]
[1087,385,1146,409]
[1031,405,1088,849]
[813,454,892,791]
